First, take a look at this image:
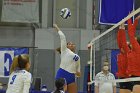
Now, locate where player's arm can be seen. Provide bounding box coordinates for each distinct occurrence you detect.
[134,15,140,27]
[113,86,116,93]
[75,58,81,77]
[117,23,126,49]
[117,24,129,53]
[23,73,32,93]
[128,24,139,51]
[135,15,140,20]
[117,26,124,50]
[127,16,137,36]
[127,18,132,26]
[53,24,67,52]
[95,86,99,93]
[127,12,133,27]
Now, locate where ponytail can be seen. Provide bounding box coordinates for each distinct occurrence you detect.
[18,55,28,69]
[10,54,29,74]
[10,56,18,74]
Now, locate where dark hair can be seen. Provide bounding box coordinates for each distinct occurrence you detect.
[56,43,70,54]
[54,78,65,93]
[18,55,29,69]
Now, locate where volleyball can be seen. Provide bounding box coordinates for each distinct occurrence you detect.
[60,8,71,19]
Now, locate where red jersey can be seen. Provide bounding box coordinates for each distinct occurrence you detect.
[127,18,140,76]
[117,53,128,77]
[116,29,129,78]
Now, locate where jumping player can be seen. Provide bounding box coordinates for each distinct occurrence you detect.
[53,24,81,93]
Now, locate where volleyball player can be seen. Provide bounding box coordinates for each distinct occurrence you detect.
[116,23,132,93]
[53,24,81,93]
[127,15,140,93]
[6,54,32,93]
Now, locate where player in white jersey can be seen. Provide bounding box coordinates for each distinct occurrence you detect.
[53,24,81,93]
[6,54,32,93]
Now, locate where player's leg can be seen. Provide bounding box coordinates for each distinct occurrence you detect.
[120,89,131,93]
[133,85,140,93]
[132,82,140,93]
[67,82,77,93]
[119,82,132,93]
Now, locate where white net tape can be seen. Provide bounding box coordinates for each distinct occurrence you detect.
[88,77,140,85]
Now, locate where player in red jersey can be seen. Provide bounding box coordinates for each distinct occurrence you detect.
[117,23,132,93]
[127,15,140,93]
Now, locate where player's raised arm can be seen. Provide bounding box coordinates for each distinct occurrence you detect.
[53,24,67,52]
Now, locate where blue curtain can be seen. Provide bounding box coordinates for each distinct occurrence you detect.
[99,0,134,25]
[111,49,120,78]
[0,48,28,76]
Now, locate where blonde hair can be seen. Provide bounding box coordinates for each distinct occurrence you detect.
[10,54,30,74]
[10,56,18,74]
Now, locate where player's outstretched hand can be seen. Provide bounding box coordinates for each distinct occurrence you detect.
[53,24,60,32]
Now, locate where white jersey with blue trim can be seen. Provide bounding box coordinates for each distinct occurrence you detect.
[6,70,32,93]
[58,30,80,73]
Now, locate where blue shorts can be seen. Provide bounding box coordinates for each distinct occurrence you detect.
[55,68,75,85]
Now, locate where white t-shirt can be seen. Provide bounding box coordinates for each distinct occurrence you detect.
[6,70,32,93]
[95,71,116,93]
[58,31,80,73]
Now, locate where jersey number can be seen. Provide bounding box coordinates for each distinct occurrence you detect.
[73,55,79,61]
[10,75,17,84]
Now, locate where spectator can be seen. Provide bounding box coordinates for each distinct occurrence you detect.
[95,61,116,93]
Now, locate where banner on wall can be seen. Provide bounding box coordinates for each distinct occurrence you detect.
[0,48,28,76]
[99,0,134,25]
[111,49,120,78]
[1,0,39,23]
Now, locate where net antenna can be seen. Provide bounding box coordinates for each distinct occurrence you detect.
[88,7,140,85]
[87,44,95,83]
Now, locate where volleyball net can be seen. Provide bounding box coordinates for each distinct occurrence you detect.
[87,7,140,85]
